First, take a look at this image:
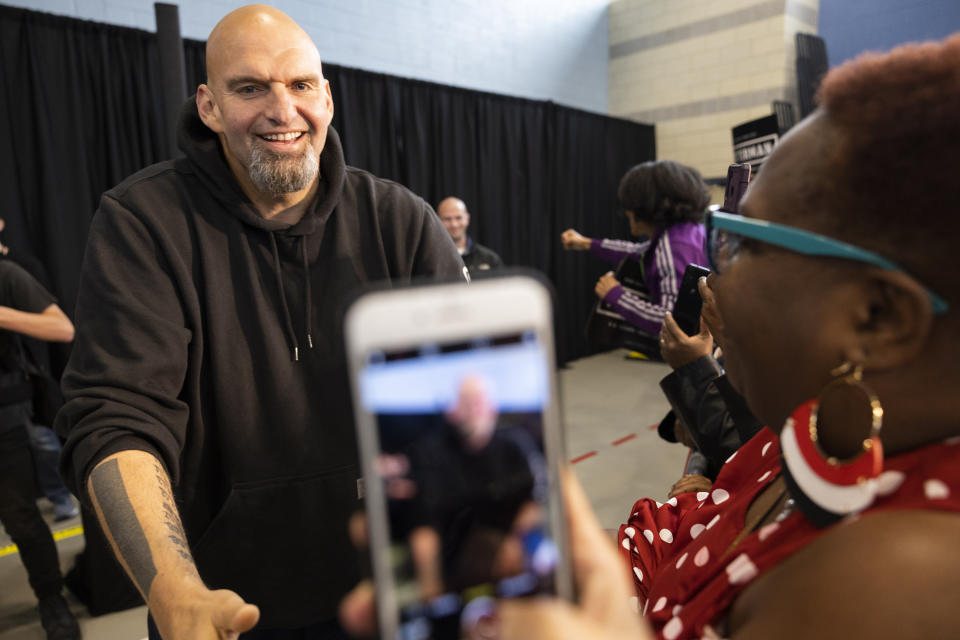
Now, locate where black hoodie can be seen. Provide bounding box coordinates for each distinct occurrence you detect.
[57,100,465,628]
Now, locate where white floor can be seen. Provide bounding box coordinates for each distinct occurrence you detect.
[0,349,688,639]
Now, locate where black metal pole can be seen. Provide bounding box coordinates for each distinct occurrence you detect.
[155,2,187,159]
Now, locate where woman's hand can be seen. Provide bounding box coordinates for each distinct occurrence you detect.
[498,469,654,640]
[595,272,620,299]
[659,312,714,369]
[668,474,713,499]
[340,580,376,638]
[341,471,655,640]
[561,229,592,251]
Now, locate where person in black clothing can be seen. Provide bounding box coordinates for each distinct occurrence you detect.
[0,217,52,288]
[394,377,539,596]
[0,217,78,523]
[0,261,79,639]
[55,5,464,640]
[657,305,763,498]
[437,197,503,275]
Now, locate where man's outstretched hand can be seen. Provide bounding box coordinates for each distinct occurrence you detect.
[151,582,259,640]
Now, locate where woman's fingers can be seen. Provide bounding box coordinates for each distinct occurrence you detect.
[339,581,377,638]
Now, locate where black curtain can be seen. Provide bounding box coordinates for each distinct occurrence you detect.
[1,5,654,366]
[0,6,171,372]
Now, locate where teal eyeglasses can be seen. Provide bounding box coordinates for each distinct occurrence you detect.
[706,209,949,314]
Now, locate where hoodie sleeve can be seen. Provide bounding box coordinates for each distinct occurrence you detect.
[55,194,192,503]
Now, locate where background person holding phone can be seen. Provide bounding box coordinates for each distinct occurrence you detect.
[656,213,764,497]
[561,160,710,337]
[658,310,764,498]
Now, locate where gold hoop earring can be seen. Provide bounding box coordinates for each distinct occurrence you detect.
[779,362,884,527]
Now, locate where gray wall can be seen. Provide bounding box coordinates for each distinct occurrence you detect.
[5,0,610,113]
[820,0,960,66]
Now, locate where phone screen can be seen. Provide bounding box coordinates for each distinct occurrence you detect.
[358,331,559,640]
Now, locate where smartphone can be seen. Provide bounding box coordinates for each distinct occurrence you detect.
[345,273,572,640]
[722,163,752,213]
[672,263,711,336]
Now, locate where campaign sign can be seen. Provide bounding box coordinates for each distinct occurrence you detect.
[732,114,780,173]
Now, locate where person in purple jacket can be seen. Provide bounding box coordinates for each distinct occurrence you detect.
[561,160,710,336]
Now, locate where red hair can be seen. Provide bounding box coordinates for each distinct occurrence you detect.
[812,32,960,302]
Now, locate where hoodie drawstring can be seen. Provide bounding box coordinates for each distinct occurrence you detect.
[301,235,314,350]
[268,232,315,361]
[269,232,301,361]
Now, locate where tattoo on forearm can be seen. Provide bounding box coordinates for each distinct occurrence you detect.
[90,459,158,597]
[154,459,194,563]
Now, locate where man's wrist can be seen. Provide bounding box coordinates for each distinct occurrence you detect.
[148,570,209,620]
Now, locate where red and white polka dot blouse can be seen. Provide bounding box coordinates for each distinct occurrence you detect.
[618,428,960,640]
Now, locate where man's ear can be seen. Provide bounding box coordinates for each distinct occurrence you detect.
[855,270,935,370]
[323,79,335,124]
[196,84,223,133]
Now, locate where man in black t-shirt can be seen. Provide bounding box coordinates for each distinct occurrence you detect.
[0,218,78,523]
[0,261,79,639]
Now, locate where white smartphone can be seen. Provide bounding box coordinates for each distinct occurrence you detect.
[345,273,572,640]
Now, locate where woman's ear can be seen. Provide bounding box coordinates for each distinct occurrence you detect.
[855,270,935,370]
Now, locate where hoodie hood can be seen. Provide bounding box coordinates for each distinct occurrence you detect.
[175,96,346,238]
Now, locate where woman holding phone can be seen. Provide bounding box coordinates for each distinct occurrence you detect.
[502,33,960,640]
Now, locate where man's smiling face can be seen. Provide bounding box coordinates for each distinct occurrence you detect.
[197,8,333,200]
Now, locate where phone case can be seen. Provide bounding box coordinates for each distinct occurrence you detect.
[723,163,752,213]
[673,264,711,336]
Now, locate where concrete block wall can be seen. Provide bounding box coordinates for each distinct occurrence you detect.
[609,0,819,182]
[4,0,610,114]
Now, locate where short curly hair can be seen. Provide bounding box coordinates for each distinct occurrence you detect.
[812,32,960,304]
[617,160,710,227]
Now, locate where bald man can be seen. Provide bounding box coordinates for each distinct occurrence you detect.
[437,197,503,275]
[55,5,464,638]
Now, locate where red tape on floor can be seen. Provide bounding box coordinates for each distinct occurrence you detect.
[569,451,598,464]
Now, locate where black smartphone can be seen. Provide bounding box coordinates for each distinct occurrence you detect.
[722,163,752,213]
[672,263,711,336]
